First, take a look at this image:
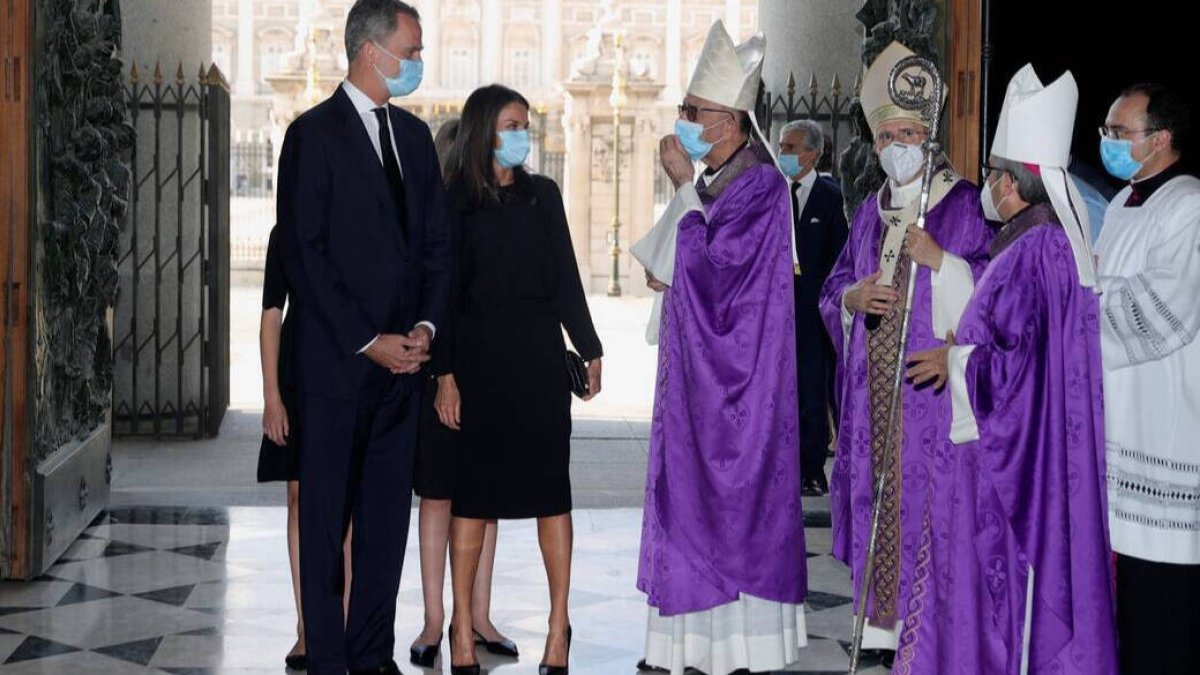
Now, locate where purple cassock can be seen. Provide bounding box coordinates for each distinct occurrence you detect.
[894,205,1119,675]
[819,176,992,635]
[637,143,807,616]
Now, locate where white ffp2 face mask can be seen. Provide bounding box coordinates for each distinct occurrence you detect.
[879,143,925,185]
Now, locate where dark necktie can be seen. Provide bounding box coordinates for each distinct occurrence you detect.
[373,107,408,238]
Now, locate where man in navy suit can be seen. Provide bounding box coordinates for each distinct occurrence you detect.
[779,120,848,497]
[276,1,450,672]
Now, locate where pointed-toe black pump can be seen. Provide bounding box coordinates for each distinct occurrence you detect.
[409,633,442,668]
[538,625,572,675]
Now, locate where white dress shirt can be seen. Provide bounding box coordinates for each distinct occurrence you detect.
[791,168,818,218]
[340,80,435,352]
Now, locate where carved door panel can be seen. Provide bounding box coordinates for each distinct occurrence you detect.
[945,0,983,181]
[1,0,33,579]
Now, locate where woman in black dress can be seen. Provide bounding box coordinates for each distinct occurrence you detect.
[409,119,518,669]
[257,226,351,671]
[441,85,603,675]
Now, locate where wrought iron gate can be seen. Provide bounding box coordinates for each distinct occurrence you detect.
[112,62,229,438]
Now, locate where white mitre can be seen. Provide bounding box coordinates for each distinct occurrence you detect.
[861,41,927,134]
[990,64,1096,288]
[992,63,1077,168]
[686,20,764,112]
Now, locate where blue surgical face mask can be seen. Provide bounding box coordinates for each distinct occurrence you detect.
[373,43,423,97]
[1100,136,1154,181]
[779,153,804,179]
[674,118,728,162]
[495,129,531,169]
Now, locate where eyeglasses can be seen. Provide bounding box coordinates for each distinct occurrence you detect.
[1098,126,1160,141]
[980,163,1007,183]
[678,103,734,123]
[874,127,928,145]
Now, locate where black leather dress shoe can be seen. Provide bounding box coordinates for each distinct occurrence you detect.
[860,648,895,668]
[636,659,668,672]
[801,477,827,496]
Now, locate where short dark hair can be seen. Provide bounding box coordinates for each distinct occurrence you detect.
[993,157,1049,205]
[446,84,531,207]
[1122,82,1189,154]
[344,0,420,62]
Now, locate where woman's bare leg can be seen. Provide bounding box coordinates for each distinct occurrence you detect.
[287,481,304,657]
[449,516,487,666]
[537,513,573,666]
[414,498,452,646]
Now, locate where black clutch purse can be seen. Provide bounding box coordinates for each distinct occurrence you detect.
[565,350,589,398]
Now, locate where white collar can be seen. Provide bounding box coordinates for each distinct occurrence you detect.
[889,176,923,207]
[342,79,384,115]
[793,169,818,192]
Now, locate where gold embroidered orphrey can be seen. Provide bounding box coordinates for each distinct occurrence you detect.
[864,169,960,627]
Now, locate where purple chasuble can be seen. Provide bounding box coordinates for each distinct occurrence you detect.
[637,143,806,616]
[894,207,1118,675]
[818,180,992,628]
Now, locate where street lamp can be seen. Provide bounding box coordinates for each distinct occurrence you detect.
[607,32,628,297]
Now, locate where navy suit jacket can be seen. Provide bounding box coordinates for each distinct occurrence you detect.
[277,86,451,400]
[794,175,849,318]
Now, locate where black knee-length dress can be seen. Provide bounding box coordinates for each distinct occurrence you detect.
[420,171,602,519]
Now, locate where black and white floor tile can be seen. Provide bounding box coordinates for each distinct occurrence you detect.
[0,507,886,674]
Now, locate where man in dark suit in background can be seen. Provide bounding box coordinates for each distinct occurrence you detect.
[276,1,450,672]
[779,120,848,497]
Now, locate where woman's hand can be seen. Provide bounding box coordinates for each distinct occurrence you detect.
[582,358,603,401]
[263,393,290,446]
[435,374,462,430]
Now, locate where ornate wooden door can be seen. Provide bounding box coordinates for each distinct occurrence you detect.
[1,0,33,579]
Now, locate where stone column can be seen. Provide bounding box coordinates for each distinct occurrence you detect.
[665,0,682,99]
[757,0,861,101]
[480,0,502,83]
[419,0,440,88]
[541,0,561,87]
[236,0,254,95]
[629,112,657,297]
[562,94,592,284]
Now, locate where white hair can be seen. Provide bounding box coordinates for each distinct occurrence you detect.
[779,119,825,154]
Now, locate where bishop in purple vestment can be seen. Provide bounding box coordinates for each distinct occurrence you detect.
[637,138,806,616]
[897,66,1118,675]
[818,41,993,653]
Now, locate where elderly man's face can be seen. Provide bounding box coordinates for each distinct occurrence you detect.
[873,119,928,154]
[780,129,819,175]
[679,94,736,144]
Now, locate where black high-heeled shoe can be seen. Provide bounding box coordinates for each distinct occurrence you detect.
[284,653,308,671]
[473,627,519,658]
[408,633,442,668]
[538,625,572,675]
[448,625,481,675]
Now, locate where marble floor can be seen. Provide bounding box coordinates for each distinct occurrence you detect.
[0,506,886,675]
